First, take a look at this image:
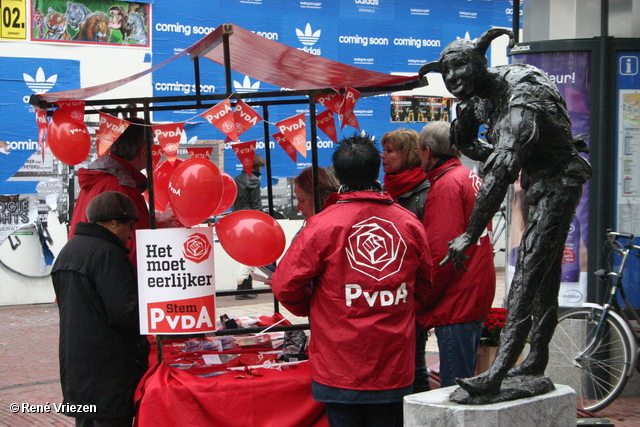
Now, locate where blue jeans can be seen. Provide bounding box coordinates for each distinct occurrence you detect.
[435,319,483,387]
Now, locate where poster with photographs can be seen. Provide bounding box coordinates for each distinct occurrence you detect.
[390,95,453,123]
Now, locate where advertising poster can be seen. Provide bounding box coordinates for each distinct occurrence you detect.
[511,51,591,307]
[0,194,38,245]
[137,228,216,335]
[31,0,150,46]
[0,56,79,206]
[615,51,640,307]
[390,95,452,122]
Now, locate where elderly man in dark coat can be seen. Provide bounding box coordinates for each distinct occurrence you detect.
[53,191,149,426]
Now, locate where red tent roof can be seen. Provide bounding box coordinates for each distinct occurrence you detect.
[32,23,422,104]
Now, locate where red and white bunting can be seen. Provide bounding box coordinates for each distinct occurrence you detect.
[276,113,307,158]
[201,99,239,142]
[316,91,344,114]
[34,109,48,161]
[151,144,163,169]
[338,88,360,131]
[229,100,263,141]
[56,100,86,125]
[272,132,297,163]
[316,109,338,143]
[96,113,131,157]
[231,140,256,175]
[187,146,213,160]
[151,122,184,165]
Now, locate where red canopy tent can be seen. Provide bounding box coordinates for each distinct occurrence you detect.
[30,23,427,224]
[30,23,423,104]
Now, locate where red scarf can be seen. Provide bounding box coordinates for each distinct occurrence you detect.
[383,167,427,199]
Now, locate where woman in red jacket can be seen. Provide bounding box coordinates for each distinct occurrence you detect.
[381,128,432,393]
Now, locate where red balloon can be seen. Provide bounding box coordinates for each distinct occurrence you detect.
[152,158,184,211]
[215,210,286,266]
[47,109,91,165]
[211,172,238,216]
[168,158,223,227]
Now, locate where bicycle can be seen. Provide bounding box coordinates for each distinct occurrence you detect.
[546,230,640,412]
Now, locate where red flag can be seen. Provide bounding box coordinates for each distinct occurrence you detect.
[56,100,86,124]
[152,122,184,165]
[338,88,360,130]
[233,100,263,137]
[276,113,307,158]
[35,109,48,161]
[151,144,163,169]
[186,146,213,160]
[96,113,131,157]
[316,109,338,143]
[316,92,344,114]
[201,99,238,141]
[272,132,297,163]
[231,141,256,175]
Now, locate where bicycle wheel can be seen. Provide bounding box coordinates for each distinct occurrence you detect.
[547,307,633,412]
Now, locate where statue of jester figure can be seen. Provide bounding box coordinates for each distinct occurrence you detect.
[420,28,591,402]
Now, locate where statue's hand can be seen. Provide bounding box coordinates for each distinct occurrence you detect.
[440,233,472,272]
[455,101,480,128]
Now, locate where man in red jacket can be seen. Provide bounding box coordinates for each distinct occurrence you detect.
[417,121,496,388]
[272,134,434,427]
[68,118,150,267]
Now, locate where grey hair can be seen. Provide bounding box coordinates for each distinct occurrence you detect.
[418,121,460,158]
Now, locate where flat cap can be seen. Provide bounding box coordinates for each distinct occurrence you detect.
[86,191,139,223]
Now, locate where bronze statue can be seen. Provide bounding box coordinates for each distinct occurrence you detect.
[420,29,591,403]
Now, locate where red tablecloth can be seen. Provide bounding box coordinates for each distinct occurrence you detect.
[134,359,328,427]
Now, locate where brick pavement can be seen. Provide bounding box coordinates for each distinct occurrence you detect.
[1,291,640,426]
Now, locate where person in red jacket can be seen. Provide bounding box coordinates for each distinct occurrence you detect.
[69,118,150,268]
[381,128,431,394]
[417,121,496,388]
[272,134,434,427]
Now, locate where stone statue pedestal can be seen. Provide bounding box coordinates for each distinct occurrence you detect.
[404,384,576,427]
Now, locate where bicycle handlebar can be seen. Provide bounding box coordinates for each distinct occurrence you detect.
[606,229,634,241]
[606,230,640,255]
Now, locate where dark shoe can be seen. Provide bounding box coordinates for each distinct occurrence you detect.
[235,277,258,300]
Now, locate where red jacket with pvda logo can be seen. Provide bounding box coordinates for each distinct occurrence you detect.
[417,158,496,330]
[272,191,435,391]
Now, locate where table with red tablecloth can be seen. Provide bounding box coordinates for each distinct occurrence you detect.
[134,351,328,427]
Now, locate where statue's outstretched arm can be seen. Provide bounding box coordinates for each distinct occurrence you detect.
[442,107,532,270]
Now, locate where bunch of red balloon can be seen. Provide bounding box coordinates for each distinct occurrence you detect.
[46,109,91,165]
[156,158,286,266]
[154,157,237,227]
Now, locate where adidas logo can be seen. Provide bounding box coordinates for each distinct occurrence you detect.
[296,23,321,46]
[23,67,57,93]
[233,76,260,93]
[456,31,477,43]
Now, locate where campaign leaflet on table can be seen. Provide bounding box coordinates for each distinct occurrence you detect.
[137,228,216,335]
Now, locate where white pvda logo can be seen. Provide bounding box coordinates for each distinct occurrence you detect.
[345,217,407,281]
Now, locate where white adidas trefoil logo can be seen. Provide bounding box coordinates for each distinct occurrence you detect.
[296,23,321,46]
[456,31,477,43]
[23,67,58,94]
[233,76,260,93]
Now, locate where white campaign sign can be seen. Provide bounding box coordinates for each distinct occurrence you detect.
[137,228,216,334]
